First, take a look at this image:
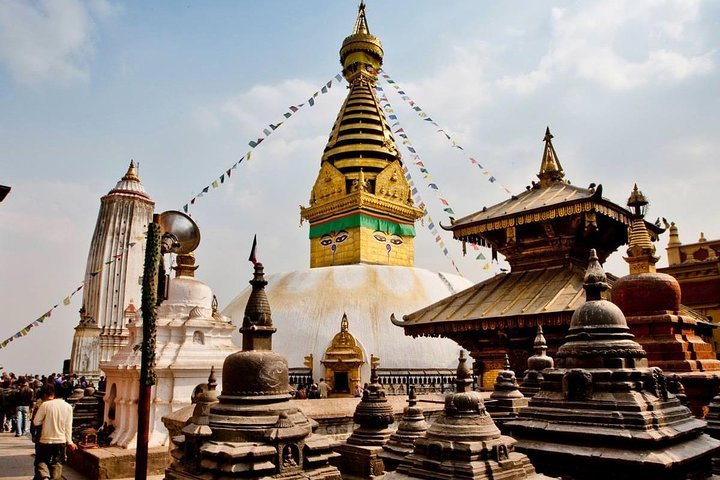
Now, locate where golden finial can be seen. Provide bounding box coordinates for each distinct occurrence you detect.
[353,1,369,35]
[122,159,140,182]
[537,127,566,187]
[624,184,658,274]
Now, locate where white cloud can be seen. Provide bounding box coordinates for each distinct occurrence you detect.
[0,0,119,85]
[498,0,713,93]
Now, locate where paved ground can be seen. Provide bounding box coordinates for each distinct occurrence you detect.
[0,432,162,480]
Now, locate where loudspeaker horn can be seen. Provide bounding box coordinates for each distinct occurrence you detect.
[158,210,201,255]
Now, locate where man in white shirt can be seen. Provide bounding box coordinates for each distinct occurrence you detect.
[32,384,76,480]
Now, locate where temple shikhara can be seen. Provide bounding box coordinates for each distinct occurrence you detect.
[30,2,720,480]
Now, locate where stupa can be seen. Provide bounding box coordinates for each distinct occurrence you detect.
[166,261,341,480]
[223,2,471,393]
[102,250,236,448]
[519,325,553,398]
[486,355,527,431]
[380,387,428,471]
[70,161,154,380]
[333,357,396,478]
[612,184,720,414]
[506,250,720,479]
[384,351,548,480]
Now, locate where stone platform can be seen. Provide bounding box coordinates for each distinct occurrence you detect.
[66,445,170,479]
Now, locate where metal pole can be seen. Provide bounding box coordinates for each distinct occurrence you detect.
[135,214,161,480]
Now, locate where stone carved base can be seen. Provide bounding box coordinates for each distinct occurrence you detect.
[332,443,386,479]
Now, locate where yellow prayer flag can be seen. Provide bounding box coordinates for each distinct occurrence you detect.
[63,297,71,306]
[212,180,219,188]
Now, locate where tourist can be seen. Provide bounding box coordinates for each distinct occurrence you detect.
[15,378,34,436]
[308,384,320,399]
[354,384,362,397]
[318,378,330,399]
[33,384,76,480]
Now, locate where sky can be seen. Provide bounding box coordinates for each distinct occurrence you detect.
[1,0,718,374]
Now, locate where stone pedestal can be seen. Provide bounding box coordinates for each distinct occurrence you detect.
[380,388,428,471]
[332,444,385,479]
[66,445,170,479]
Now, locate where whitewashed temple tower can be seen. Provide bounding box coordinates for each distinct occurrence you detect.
[70,161,154,380]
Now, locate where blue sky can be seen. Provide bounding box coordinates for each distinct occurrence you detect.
[1,0,719,374]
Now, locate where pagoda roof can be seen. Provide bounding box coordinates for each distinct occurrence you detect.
[394,265,710,337]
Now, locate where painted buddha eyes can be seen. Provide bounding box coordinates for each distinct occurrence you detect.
[373,231,403,245]
[320,230,349,247]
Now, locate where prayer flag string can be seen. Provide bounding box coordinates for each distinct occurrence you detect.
[0,240,141,351]
[375,85,492,267]
[378,69,513,196]
[182,72,344,214]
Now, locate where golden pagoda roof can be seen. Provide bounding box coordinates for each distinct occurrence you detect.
[394,265,711,336]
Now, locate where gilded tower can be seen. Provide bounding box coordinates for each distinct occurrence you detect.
[300,2,423,268]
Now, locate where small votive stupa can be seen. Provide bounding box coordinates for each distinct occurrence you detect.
[384,351,548,480]
[334,356,396,478]
[165,261,341,480]
[507,249,720,479]
[380,387,428,471]
[519,325,553,398]
[486,355,527,431]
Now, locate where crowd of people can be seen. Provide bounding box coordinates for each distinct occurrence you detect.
[1,371,101,480]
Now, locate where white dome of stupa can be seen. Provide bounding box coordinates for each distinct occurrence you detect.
[222,264,473,384]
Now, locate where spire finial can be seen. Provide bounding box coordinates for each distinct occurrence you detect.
[455,351,472,393]
[503,354,511,371]
[584,249,609,301]
[207,366,217,391]
[122,159,140,182]
[537,126,566,187]
[624,184,658,274]
[353,1,369,35]
[240,261,276,351]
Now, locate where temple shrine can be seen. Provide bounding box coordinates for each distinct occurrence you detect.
[506,251,720,479]
[393,128,663,387]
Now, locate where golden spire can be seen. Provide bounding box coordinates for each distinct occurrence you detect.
[624,184,658,274]
[537,127,566,188]
[300,2,422,268]
[122,159,140,182]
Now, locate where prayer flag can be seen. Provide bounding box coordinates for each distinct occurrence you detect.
[247,151,252,161]
[263,128,271,136]
[321,86,327,94]
[489,176,497,183]
[477,253,486,260]
[63,297,71,306]
[429,183,439,190]
[443,208,455,214]
[191,198,196,205]
[220,174,225,184]
[183,204,188,213]
[248,235,258,265]
[335,73,343,82]
[212,180,219,189]
[227,168,232,177]
[483,263,490,270]
[407,147,416,153]
[270,122,282,130]
[326,80,332,88]
[290,105,299,112]
[284,112,292,118]
[308,97,315,106]
[202,186,209,194]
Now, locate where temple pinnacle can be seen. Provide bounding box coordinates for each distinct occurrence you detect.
[537,126,566,187]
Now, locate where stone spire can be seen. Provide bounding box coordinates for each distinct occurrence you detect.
[301,2,423,268]
[537,127,566,187]
[240,262,276,351]
[624,184,659,275]
[520,325,554,397]
[487,355,527,431]
[385,351,547,479]
[347,355,395,447]
[506,251,720,479]
[380,387,428,471]
[335,355,396,478]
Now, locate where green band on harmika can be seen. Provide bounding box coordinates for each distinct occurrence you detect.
[309,214,416,239]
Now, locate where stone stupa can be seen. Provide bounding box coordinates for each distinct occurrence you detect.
[384,351,548,479]
[486,355,528,431]
[507,249,720,479]
[380,387,428,471]
[519,325,553,398]
[165,261,341,480]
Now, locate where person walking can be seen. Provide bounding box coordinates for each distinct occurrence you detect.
[318,378,330,399]
[15,378,34,436]
[32,384,76,480]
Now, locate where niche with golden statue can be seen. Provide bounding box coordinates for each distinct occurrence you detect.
[321,313,365,396]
